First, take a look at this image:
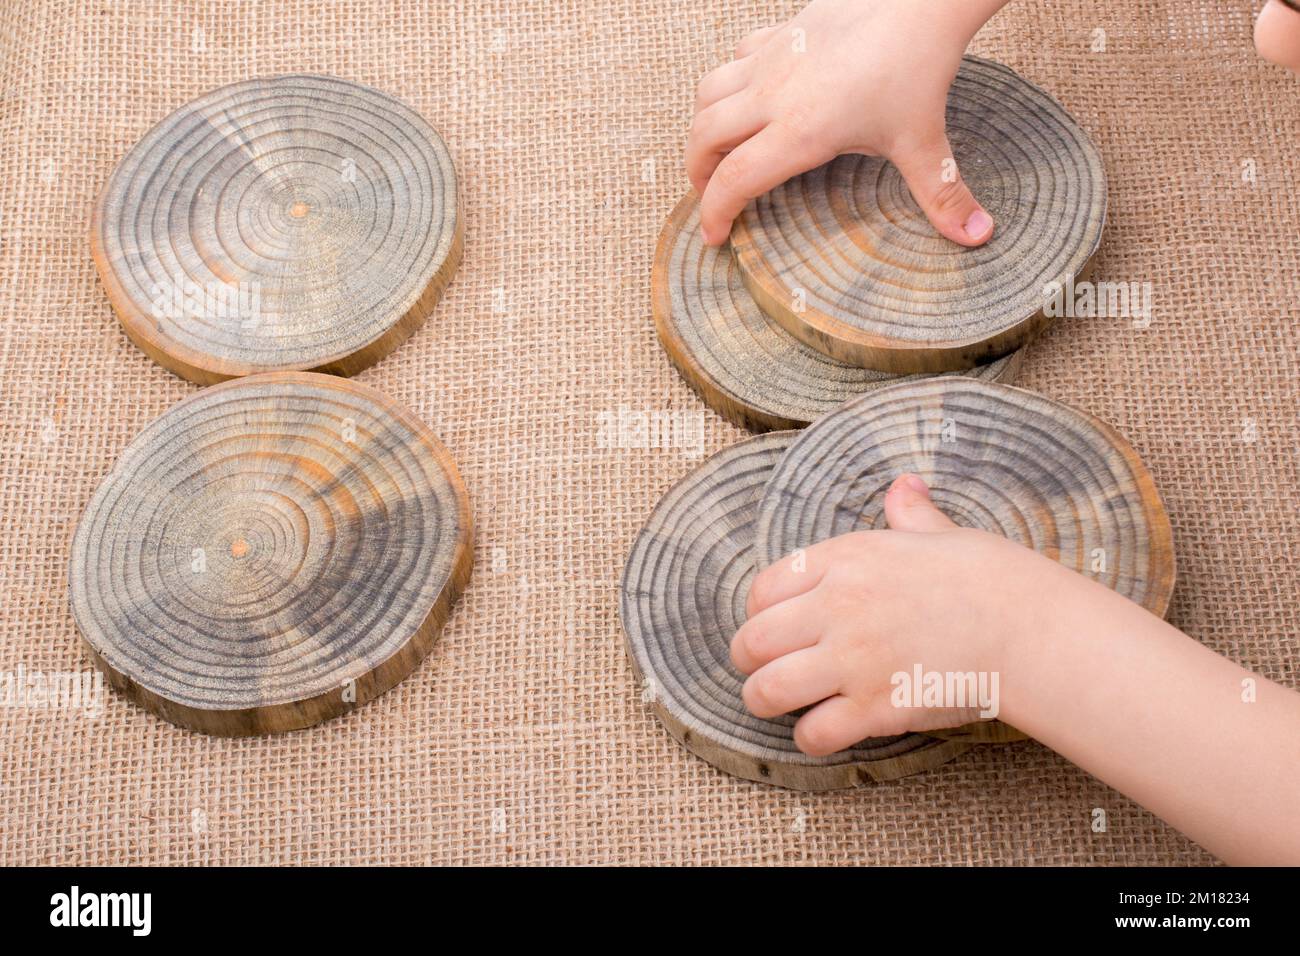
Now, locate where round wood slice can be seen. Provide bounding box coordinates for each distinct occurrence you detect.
[68,371,474,735]
[90,74,462,385]
[730,56,1106,373]
[653,192,1024,432]
[754,378,1175,743]
[620,432,970,788]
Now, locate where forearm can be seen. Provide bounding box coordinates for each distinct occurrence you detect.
[1000,570,1300,864]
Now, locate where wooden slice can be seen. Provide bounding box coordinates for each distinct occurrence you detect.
[754,378,1175,743]
[91,74,462,385]
[730,56,1106,373]
[620,432,970,788]
[68,372,474,735]
[653,193,1024,432]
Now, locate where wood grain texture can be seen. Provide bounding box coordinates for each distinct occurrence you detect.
[620,432,970,788]
[68,372,474,735]
[91,74,462,385]
[653,192,1024,432]
[731,57,1106,373]
[754,378,1175,743]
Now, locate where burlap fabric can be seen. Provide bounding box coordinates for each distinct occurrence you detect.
[1,0,1295,865]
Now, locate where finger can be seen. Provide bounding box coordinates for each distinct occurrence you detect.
[699,123,829,245]
[793,696,872,756]
[746,530,876,618]
[746,542,833,618]
[889,128,994,246]
[730,590,825,675]
[734,24,779,58]
[694,57,753,114]
[743,646,841,718]
[794,695,910,756]
[883,473,957,533]
[685,94,765,197]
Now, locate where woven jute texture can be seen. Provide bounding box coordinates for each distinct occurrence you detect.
[1,0,1296,865]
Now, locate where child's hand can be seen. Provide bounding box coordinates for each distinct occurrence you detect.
[730,473,1083,754]
[734,474,1300,865]
[687,0,1007,247]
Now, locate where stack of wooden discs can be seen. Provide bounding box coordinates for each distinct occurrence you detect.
[651,56,1105,430]
[620,430,972,788]
[625,58,1164,786]
[74,76,471,734]
[653,193,1023,432]
[621,378,1175,787]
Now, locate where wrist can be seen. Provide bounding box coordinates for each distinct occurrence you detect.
[994,565,1148,733]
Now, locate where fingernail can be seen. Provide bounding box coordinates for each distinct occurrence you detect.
[964,209,993,241]
[902,473,930,497]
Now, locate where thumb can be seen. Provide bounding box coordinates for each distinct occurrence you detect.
[884,474,957,533]
[890,131,994,247]
[1255,0,1300,73]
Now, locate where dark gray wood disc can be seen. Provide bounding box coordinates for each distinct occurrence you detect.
[754,378,1176,743]
[653,192,1023,432]
[91,74,461,384]
[620,432,970,788]
[68,372,474,735]
[730,57,1106,373]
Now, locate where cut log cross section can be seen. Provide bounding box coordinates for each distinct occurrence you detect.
[91,74,462,384]
[730,57,1106,373]
[68,372,474,735]
[653,192,1023,432]
[753,378,1176,743]
[620,432,971,788]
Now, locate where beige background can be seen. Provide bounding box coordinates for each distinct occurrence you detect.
[1,0,1296,864]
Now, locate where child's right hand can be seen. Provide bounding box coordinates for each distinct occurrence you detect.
[686,0,1008,247]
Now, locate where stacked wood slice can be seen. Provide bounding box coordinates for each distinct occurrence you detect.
[621,379,1175,785]
[627,58,1174,785]
[652,56,1105,433]
[620,431,973,788]
[652,192,1024,432]
[753,378,1176,745]
[75,77,471,734]
[730,56,1106,374]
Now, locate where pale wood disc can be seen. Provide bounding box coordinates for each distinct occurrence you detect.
[91,74,462,385]
[68,372,474,735]
[754,378,1175,743]
[620,432,971,789]
[731,57,1106,373]
[653,193,1024,432]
